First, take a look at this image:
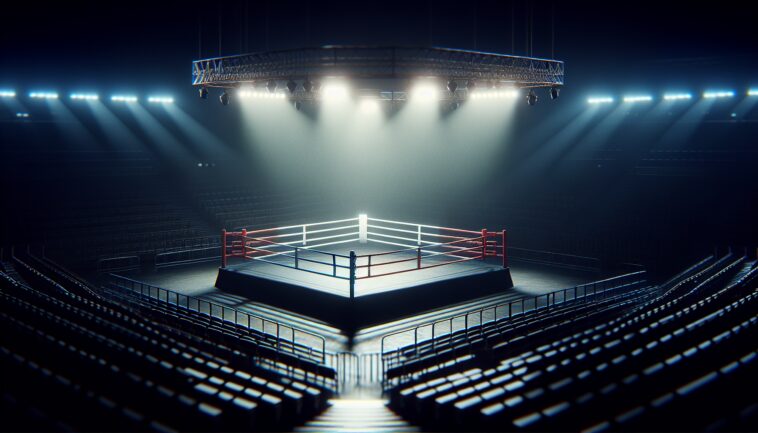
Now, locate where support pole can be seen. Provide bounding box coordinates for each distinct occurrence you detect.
[349,251,357,299]
[502,229,508,268]
[481,229,488,260]
[241,229,247,260]
[221,229,227,268]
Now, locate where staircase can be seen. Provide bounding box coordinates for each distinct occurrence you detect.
[295,399,418,433]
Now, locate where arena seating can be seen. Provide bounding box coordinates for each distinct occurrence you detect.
[0,252,336,432]
[385,254,757,431]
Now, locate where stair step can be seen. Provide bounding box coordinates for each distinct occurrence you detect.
[296,399,417,433]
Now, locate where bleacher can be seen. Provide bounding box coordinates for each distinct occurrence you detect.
[0,251,336,432]
[385,254,758,432]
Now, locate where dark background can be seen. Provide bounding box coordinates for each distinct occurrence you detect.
[2,1,757,275]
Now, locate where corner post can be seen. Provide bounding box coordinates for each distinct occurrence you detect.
[221,229,227,268]
[481,228,488,260]
[349,251,357,299]
[502,229,508,268]
[241,229,248,260]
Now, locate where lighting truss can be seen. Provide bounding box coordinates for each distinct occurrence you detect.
[191,46,564,94]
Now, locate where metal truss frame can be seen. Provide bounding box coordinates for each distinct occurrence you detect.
[192,46,564,91]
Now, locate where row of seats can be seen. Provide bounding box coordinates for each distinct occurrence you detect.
[386,255,758,431]
[0,253,336,431]
[383,277,653,382]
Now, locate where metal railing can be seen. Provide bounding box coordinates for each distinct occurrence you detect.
[108,274,327,364]
[380,270,648,360]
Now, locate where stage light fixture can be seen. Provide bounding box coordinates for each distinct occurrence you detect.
[747,89,758,96]
[663,93,692,101]
[148,96,174,104]
[16,112,30,118]
[303,79,313,93]
[411,82,440,101]
[550,87,560,100]
[266,80,277,93]
[111,95,138,103]
[703,90,734,99]
[322,82,349,100]
[29,91,59,99]
[526,89,538,106]
[622,95,653,103]
[199,87,209,99]
[0,90,16,98]
[587,97,614,104]
[70,93,99,101]
[219,91,230,105]
[286,80,298,94]
[447,80,458,93]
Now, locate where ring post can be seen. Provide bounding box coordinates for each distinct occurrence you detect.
[481,229,488,260]
[221,229,227,268]
[349,251,357,299]
[502,229,508,268]
[241,229,247,260]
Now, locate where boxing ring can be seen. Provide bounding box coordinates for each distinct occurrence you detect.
[216,215,513,333]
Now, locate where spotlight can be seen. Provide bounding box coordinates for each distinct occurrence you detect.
[622,95,653,103]
[526,89,538,106]
[748,89,758,96]
[294,101,302,110]
[70,93,99,101]
[549,87,560,100]
[16,112,30,118]
[411,82,440,101]
[0,90,16,98]
[110,95,138,103]
[303,79,313,93]
[266,80,277,93]
[286,80,298,94]
[447,80,458,93]
[219,91,230,105]
[322,82,349,100]
[148,96,174,104]
[587,96,614,104]
[199,87,209,99]
[703,90,734,99]
[29,91,59,100]
[663,93,692,101]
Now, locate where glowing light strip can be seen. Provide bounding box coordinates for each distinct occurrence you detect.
[0,90,16,98]
[70,93,99,100]
[663,93,692,101]
[29,91,59,99]
[748,89,758,96]
[16,112,30,118]
[111,95,138,102]
[587,97,614,104]
[622,95,653,103]
[147,96,174,104]
[703,90,734,99]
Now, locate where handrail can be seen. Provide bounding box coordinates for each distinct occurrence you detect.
[380,270,647,358]
[108,274,328,364]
